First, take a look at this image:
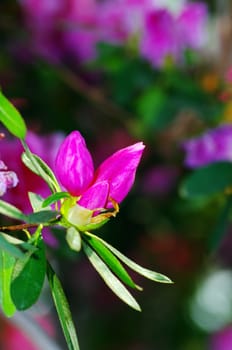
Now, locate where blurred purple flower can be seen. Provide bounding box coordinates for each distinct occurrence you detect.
[60,0,99,61]
[0,131,64,212]
[141,165,179,196]
[19,0,98,62]
[226,67,232,83]
[182,124,232,168]
[210,326,232,350]
[0,160,18,196]
[97,0,149,44]
[55,130,145,209]
[140,2,208,67]
[19,0,64,62]
[0,131,64,246]
[140,9,180,67]
[177,2,208,50]
[18,0,208,67]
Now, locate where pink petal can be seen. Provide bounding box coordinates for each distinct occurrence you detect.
[94,142,145,206]
[55,131,94,196]
[78,180,109,210]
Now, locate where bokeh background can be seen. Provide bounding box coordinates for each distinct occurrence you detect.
[1,0,232,349]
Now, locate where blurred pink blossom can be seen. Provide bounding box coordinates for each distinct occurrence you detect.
[209,326,232,350]
[140,9,180,67]
[226,67,232,83]
[19,0,98,62]
[140,2,208,67]
[182,124,232,168]
[18,0,208,67]
[141,165,179,196]
[177,2,208,50]
[0,131,64,246]
[1,131,64,212]
[19,0,64,62]
[0,313,56,350]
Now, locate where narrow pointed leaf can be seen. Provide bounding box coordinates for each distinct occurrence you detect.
[0,234,24,258]
[84,235,142,290]
[11,236,46,310]
[25,210,59,224]
[0,91,27,139]
[28,192,45,212]
[1,233,38,255]
[47,262,80,350]
[21,150,60,193]
[0,251,16,316]
[87,233,172,284]
[42,192,70,208]
[83,241,141,311]
[0,199,26,221]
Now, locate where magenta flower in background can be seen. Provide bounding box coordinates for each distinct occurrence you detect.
[226,67,232,83]
[61,0,99,61]
[55,130,145,210]
[209,326,232,350]
[177,2,208,50]
[0,131,64,213]
[19,0,64,62]
[182,124,232,168]
[18,0,208,67]
[96,0,149,44]
[141,165,179,197]
[0,160,18,196]
[140,9,180,67]
[19,0,98,62]
[140,2,208,67]
[0,131,64,246]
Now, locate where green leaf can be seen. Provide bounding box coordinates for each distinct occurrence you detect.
[83,241,141,311]
[136,87,166,129]
[0,251,16,316]
[47,262,80,350]
[11,235,46,310]
[21,148,60,193]
[0,234,24,258]
[25,210,59,224]
[209,196,232,251]
[84,234,142,290]
[42,192,70,208]
[0,199,26,221]
[180,162,232,199]
[0,233,37,256]
[28,192,45,212]
[0,91,27,139]
[87,233,172,284]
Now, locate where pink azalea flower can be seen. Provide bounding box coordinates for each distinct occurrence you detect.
[55,130,145,210]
